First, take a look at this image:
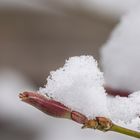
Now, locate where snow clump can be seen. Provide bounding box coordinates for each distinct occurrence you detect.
[40,55,140,130]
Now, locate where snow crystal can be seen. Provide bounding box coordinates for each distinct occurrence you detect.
[40,55,109,119]
[100,6,140,92]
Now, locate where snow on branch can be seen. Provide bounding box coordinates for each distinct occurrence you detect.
[39,56,109,119]
[20,55,140,138]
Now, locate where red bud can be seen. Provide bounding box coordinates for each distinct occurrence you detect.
[19,92,71,118]
[19,92,87,124]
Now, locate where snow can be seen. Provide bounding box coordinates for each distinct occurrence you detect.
[100,7,140,92]
[108,91,140,122]
[115,117,140,132]
[1,68,135,140]
[40,55,109,119]
[40,55,140,130]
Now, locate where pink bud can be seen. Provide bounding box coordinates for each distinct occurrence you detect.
[19,92,71,118]
[19,92,87,124]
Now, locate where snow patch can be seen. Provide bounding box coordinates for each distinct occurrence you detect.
[40,55,109,119]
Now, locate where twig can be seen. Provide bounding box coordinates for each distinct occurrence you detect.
[19,91,140,139]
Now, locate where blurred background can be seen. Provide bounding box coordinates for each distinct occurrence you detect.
[0,0,139,140]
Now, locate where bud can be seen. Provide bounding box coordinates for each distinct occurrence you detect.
[95,117,112,131]
[82,119,98,129]
[19,92,140,138]
[82,117,112,131]
[19,92,87,124]
[19,92,71,118]
[71,111,87,124]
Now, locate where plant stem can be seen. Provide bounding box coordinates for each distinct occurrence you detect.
[19,92,140,139]
[111,123,140,139]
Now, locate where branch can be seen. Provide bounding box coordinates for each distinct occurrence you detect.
[19,91,140,139]
[111,123,140,138]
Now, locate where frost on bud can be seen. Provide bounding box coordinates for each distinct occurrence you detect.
[19,92,87,124]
